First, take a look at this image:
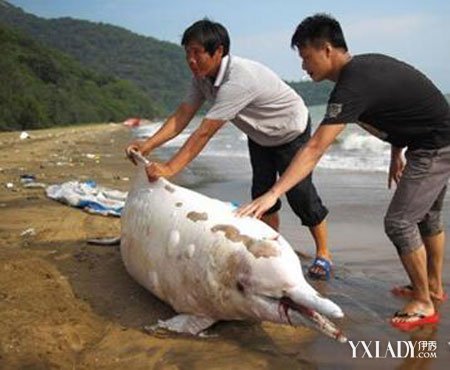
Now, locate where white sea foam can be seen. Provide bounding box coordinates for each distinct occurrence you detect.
[319,153,389,172]
[340,132,389,152]
[131,121,163,138]
[132,109,392,174]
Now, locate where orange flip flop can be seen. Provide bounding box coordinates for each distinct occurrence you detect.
[390,311,440,331]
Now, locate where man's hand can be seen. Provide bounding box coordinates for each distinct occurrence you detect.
[235,190,278,219]
[145,162,174,182]
[125,140,149,165]
[388,146,405,189]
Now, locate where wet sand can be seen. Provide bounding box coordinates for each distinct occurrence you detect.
[0,123,449,369]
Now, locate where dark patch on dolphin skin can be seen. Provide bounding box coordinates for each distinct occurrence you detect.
[187,211,208,222]
[175,202,183,207]
[211,224,280,258]
[247,240,281,258]
[211,225,251,244]
[164,184,175,193]
[220,251,251,288]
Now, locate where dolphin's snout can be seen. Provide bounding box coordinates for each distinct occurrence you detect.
[278,296,347,343]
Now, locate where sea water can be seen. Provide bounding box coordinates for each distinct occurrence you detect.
[134,104,391,183]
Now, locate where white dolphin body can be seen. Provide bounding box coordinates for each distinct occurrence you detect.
[120,164,347,342]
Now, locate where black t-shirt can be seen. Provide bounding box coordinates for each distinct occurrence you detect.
[322,54,450,149]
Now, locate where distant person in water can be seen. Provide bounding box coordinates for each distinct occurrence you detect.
[126,19,333,279]
[238,13,450,331]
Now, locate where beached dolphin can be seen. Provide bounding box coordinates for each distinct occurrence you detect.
[120,161,347,342]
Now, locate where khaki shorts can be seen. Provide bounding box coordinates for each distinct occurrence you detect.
[384,145,450,255]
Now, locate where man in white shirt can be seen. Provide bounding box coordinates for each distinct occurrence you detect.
[126,19,332,280]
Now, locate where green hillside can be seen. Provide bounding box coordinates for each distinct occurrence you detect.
[288,80,334,106]
[0,0,333,114]
[0,24,161,131]
[0,0,191,114]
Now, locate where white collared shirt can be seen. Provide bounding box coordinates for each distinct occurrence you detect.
[184,55,308,147]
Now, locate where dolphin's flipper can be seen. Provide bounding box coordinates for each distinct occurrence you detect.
[146,314,217,335]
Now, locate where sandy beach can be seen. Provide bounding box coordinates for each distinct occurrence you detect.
[1,123,450,369]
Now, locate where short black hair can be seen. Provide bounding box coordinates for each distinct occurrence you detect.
[181,19,230,56]
[291,13,348,51]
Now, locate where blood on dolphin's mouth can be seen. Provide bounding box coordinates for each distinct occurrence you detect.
[278,296,313,325]
[278,296,347,343]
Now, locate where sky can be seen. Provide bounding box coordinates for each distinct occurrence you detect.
[7,0,450,92]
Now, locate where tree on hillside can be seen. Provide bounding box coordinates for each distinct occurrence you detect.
[0,24,162,131]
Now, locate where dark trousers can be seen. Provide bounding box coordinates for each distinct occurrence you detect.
[247,122,328,227]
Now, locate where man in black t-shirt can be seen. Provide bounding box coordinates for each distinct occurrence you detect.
[238,14,450,330]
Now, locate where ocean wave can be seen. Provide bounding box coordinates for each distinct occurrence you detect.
[132,116,392,173]
[319,153,389,172]
[340,132,389,152]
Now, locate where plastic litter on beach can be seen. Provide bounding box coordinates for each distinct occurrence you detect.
[85,153,100,159]
[46,180,127,216]
[20,174,36,184]
[113,176,130,181]
[23,182,47,189]
[19,131,30,140]
[87,236,121,246]
[20,174,47,188]
[5,182,14,189]
[21,228,36,237]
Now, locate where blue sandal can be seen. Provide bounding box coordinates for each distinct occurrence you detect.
[308,257,332,281]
